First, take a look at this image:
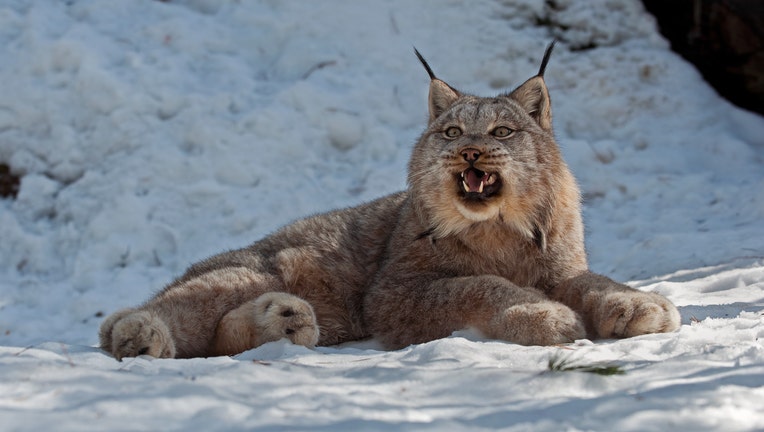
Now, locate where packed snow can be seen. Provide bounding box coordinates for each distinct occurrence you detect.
[1,0,763,430]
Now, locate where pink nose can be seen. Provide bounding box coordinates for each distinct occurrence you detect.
[460,148,481,162]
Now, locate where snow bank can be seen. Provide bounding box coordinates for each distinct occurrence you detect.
[0,0,763,430]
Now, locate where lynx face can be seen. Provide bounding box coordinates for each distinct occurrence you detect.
[408,71,564,242]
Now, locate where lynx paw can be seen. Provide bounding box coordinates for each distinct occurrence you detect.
[491,302,586,346]
[99,309,176,360]
[595,291,680,338]
[253,292,320,347]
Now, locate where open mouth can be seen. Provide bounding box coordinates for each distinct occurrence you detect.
[458,168,501,200]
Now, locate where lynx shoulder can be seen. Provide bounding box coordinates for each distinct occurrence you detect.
[100,42,680,360]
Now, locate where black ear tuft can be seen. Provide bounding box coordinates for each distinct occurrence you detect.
[414,47,437,80]
[414,48,462,123]
[537,40,557,78]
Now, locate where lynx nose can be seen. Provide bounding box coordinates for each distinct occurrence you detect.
[460,148,481,162]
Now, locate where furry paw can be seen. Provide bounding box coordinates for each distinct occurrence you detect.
[594,291,680,338]
[490,302,586,346]
[99,309,176,360]
[253,292,320,347]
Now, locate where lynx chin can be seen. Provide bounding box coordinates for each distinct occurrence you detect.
[100,42,680,360]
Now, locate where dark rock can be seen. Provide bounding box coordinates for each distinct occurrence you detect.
[0,163,20,199]
[642,0,764,115]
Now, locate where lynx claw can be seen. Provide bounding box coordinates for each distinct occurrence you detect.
[100,309,176,360]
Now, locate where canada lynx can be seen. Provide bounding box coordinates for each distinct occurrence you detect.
[100,42,680,360]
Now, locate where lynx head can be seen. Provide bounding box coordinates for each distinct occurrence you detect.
[408,42,579,248]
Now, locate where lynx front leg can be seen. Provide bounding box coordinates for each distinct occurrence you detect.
[210,292,320,356]
[100,267,281,359]
[364,274,585,349]
[550,271,681,338]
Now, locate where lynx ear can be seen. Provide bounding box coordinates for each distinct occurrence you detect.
[508,76,552,131]
[428,79,461,123]
[507,41,555,131]
[414,48,461,123]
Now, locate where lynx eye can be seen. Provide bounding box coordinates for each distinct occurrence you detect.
[492,126,513,138]
[444,126,462,139]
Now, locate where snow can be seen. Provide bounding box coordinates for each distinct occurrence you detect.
[1,0,763,430]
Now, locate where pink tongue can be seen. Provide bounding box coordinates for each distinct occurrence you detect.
[465,170,484,191]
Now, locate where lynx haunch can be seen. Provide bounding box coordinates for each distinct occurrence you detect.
[100,42,680,360]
